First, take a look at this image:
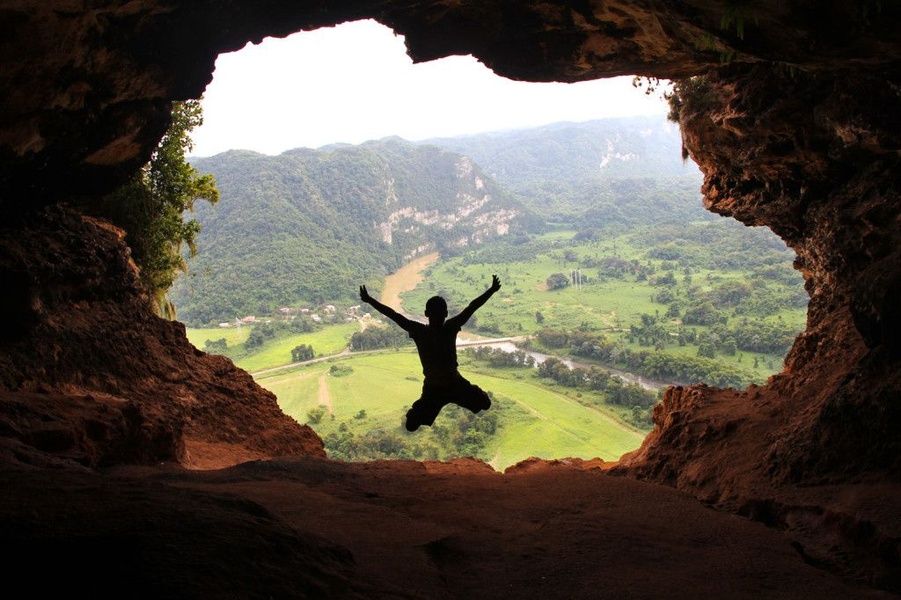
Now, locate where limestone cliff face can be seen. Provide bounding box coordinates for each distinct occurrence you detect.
[0,1,899,489]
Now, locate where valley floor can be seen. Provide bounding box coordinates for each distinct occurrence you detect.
[1,458,882,599]
[260,350,648,468]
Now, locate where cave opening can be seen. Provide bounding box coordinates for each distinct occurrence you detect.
[171,20,809,470]
[1,3,899,594]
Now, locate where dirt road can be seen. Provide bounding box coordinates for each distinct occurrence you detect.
[317,374,333,414]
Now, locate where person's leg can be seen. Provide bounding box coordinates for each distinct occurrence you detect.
[405,384,448,431]
[405,399,446,431]
[453,376,491,414]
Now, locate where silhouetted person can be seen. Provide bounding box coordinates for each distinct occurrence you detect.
[359,275,501,431]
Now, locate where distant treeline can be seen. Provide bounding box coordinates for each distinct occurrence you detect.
[627,311,798,357]
[536,357,657,408]
[425,116,703,224]
[466,346,535,368]
[464,345,655,428]
[535,328,757,388]
[350,325,412,351]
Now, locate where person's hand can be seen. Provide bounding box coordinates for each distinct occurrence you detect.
[490,275,501,292]
[359,285,372,304]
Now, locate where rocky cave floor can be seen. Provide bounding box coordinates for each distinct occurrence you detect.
[2,456,894,599]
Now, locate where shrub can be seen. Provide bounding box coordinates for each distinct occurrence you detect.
[329,364,354,377]
[306,407,326,424]
[291,344,315,362]
[546,273,570,290]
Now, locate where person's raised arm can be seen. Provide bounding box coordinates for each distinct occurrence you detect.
[359,285,416,331]
[450,275,501,327]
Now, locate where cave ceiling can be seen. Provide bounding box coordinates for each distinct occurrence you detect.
[1,0,899,205]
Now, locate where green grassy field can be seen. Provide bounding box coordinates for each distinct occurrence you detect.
[257,350,646,470]
[185,326,251,348]
[402,230,806,382]
[186,322,359,372]
[181,225,805,468]
[462,364,646,468]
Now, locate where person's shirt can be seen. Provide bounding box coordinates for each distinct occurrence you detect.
[407,316,465,379]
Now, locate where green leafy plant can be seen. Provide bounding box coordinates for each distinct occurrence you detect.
[92,100,218,318]
[292,344,315,362]
[306,407,326,425]
[329,364,354,377]
[666,76,716,123]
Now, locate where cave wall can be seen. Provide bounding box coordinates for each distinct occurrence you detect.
[620,62,901,485]
[0,1,898,482]
[685,64,900,479]
[0,206,324,468]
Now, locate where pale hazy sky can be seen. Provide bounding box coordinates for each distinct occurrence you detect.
[190,20,669,157]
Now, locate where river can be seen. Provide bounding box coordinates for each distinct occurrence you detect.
[379,251,439,313]
[457,339,670,392]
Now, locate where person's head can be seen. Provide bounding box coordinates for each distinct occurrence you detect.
[424,295,448,324]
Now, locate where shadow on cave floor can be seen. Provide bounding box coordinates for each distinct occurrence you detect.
[1,457,888,599]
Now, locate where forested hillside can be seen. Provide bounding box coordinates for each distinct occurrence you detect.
[171,138,531,324]
[425,116,705,224]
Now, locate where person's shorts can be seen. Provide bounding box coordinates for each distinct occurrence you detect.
[405,373,491,431]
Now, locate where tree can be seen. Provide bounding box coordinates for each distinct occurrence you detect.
[203,338,228,353]
[291,344,315,362]
[92,100,219,318]
[306,407,326,424]
[546,273,570,290]
[246,322,278,349]
[536,328,569,348]
[656,288,676,304]
[683,301,721,325]
[653,271,677,286]
[697,341,717,358]
[711,280,753,306]
[350,326,411,351]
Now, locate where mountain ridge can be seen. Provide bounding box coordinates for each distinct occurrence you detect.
[420,115,703,221]
[174,116,709,324]
[173,138,531,324]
